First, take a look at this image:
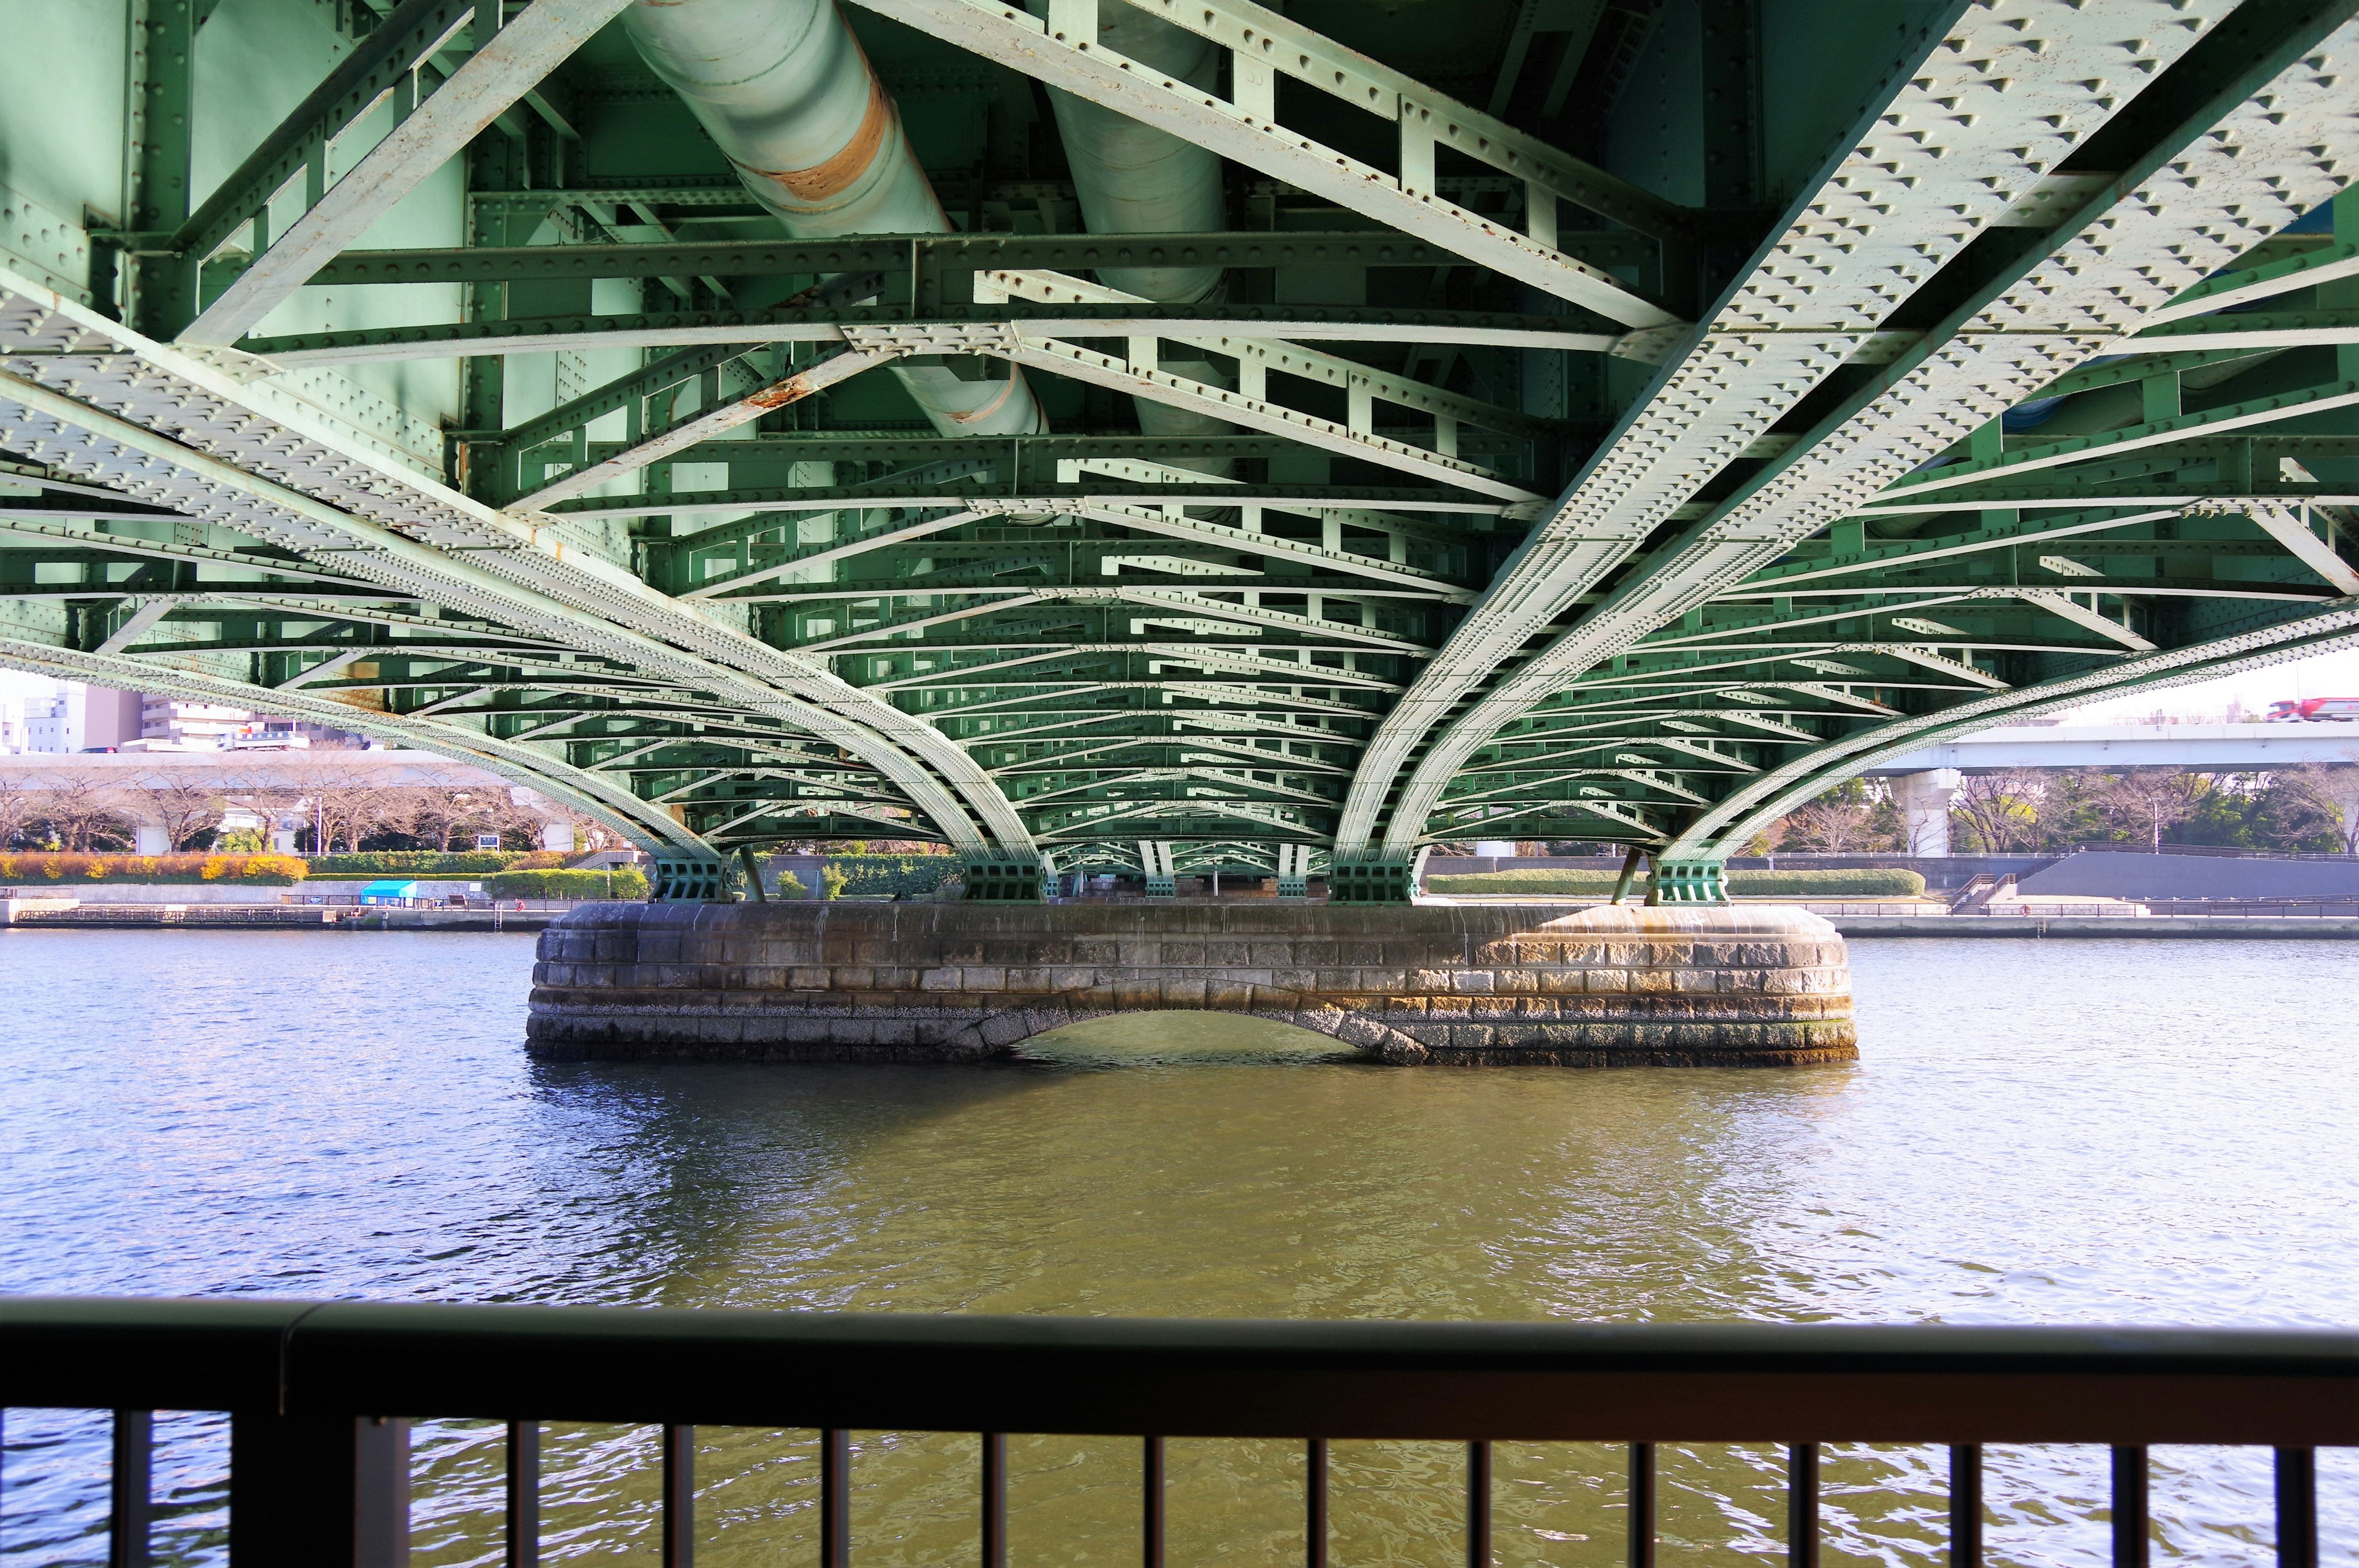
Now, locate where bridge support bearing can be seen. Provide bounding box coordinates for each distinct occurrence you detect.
[1651,859,1728,905]
[527,902,1856,1066]
[961,853,1053,902]
[652,855,734,903]
[1138,841,1176,899]
[1327,848,1431,904]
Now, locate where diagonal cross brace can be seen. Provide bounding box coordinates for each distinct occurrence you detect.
[179,0,636,346]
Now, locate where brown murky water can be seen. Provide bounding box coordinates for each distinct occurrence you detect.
[1,932,2352,1567]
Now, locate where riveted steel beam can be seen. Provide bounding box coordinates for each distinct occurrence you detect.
[847,0,1685,328]
[3,267,1041,854]
[1352,1,2359,856]
[179,0,637,346]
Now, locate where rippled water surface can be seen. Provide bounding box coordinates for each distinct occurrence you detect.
[1,930,2352,1567]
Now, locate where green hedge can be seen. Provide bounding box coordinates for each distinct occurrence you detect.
[1422,867,1926,898]
[483,868,649,900]
[1729,869,1925,897]
[814,854,960,897]
[311,851,546,875]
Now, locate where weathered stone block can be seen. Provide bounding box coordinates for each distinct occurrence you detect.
[529,902,1853,1066]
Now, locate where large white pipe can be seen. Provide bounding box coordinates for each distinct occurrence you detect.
[1025,3,1231,450]
[625,0,1042,437]
[1028,2,1226,305]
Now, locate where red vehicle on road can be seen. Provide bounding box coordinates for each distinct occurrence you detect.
[2267,698,2359,721]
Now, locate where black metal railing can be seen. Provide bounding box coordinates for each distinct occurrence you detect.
[2,1299,2350,1568]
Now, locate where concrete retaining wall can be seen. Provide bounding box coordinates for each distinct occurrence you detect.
[527,902,1855,1066]
[2017,852,2359,899]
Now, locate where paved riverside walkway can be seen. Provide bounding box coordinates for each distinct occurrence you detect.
[1,900,555,931]
[1828,915,2359,938]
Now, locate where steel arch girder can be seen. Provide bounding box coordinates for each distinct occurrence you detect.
[0,270,1035,855]
[1351,4,2359,855]
[1659,606,2359,863]
[0,638,700,852]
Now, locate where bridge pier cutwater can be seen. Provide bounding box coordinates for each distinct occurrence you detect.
[526,902,1855,1066]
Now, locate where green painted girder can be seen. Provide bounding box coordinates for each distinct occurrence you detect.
[2026,348,2293,403]
[16,0,2359,876]
[961,715,1364,750]
[572,428,1528,472]
[165,0,485,265]
[2125,307,2359,353]
[705,818,948,847]
[1885,382,2359,502]
[257,299,1608,366]
[651,491,1525,553]
[304,231,1481,287]
[732,533,1474,571]
[129,638,600,663]
[1030,805,1331,839]
[751,579,1456,611]
[666,782,917,812]
[775,601,1444,652]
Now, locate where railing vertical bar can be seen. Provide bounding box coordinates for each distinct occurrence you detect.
[506,1421,541,1568]
[662,1424,694,1568]
[1306,1439,1329,1568]
[1628,1443,1656,1568]
[2110,1446,2147,1568]
[1787,1444,1818,1568]
[981,1434,1007,1568]
[1467,1440,1492,1568]
[823,1429,851,1568]
[1948,1445,1981,1568]
[109,1410,153,1568]
[1143,1436,1165,1568]
[2275,1448,2316,1568]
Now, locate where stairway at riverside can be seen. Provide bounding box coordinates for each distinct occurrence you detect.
[525,902,1855,1064]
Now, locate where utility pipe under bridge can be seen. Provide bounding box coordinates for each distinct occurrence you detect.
[5,0,2359,903]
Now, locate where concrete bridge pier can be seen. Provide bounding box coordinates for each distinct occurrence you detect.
[527,903,1856,1066]
[1892,769,1965,857]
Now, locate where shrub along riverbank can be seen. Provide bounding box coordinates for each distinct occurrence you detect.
[0,852,310,885]
[794,855,960,898]
[309,850,571,876]
[1422,867,1927,898]
[482,868,648,900]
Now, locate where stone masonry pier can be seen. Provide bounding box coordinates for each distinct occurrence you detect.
[527,902,1855,1066]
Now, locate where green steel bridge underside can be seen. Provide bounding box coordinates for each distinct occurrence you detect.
[4,0,2358,899]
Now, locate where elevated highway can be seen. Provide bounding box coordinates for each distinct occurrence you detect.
[1875,722,2359,773]
[3,0,2358,901]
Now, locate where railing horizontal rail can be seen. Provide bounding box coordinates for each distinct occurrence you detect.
[4,1298,2354,1445]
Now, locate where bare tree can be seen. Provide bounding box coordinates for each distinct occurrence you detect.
[377,774,544,850]
[226,770,313,855]
[300,766,397,854]
[388,779,489,849]
[1950,769,2048,853]
[2095,768,2203,850]
[0,776,36,850]
[1783,796,1877,852]
[2269,761,2359,854]
[117,770,227,851]
[474,787,555,849]
[31,768,135,852]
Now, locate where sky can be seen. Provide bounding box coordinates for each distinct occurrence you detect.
[9,649,2359,730]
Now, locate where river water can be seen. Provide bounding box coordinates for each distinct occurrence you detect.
[0,930,2352,1568]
